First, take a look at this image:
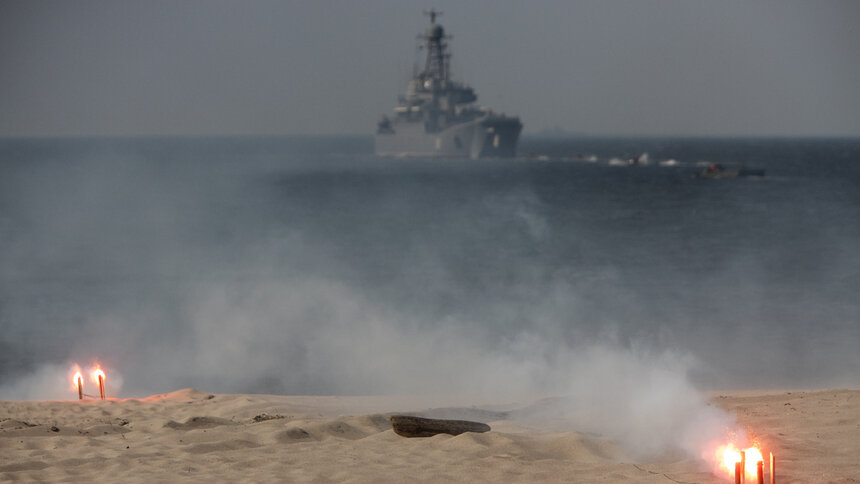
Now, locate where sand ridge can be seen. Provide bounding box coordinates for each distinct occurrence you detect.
[1,388,858,482]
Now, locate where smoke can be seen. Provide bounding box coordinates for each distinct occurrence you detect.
[0,265,742,458]
[178,279,748,460]
[1,137,857,463]
[0,364,76,401]
[516,344,746,460]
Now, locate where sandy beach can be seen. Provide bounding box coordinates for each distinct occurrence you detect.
[1,388,857,483]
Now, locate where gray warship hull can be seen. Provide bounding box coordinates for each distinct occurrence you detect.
[375,115,522,159]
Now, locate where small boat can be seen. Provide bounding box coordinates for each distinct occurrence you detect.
[697,163,765,179]
[627,153,649,165]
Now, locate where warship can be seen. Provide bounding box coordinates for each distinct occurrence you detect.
[375,11,523,159]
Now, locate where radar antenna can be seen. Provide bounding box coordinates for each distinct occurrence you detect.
[423,9,442,24]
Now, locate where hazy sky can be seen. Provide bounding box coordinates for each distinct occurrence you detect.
[2,0,859,137]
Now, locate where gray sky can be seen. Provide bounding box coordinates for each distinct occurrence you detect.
[1,0,859,137]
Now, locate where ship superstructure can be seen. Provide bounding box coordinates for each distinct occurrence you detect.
[375,11,522,158]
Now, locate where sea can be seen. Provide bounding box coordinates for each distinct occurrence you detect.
[1,136,858,398]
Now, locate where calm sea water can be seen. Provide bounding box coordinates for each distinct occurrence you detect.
[1,136,858,395]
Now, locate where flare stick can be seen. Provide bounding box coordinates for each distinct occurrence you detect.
[97,373,105,400]
[757,460,764,484]
[735,462,742,484]
[76,376,83,400]
[770,452,775,484]
[740,451,746,484]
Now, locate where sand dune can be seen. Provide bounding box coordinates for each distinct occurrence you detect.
[1,388,857,482]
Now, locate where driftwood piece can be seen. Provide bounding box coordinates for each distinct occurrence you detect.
[389,415,491,438]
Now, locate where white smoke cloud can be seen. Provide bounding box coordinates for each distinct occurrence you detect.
[64,273,740,461]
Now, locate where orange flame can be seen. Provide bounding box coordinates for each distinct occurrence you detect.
[70,364,84,391]
[715,442,764,479]
[92,367,106,384]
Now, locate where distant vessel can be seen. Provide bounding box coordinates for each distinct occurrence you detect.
[697,163,766,179]
[375,10,523,159]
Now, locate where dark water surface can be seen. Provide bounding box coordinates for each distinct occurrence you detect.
[1,136,858,395]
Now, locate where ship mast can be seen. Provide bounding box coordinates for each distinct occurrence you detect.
[422,9,448,82]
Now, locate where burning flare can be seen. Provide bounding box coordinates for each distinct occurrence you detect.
[715,442,764,480]
[92,367,106,400]
[70,363,113,400]
[73,371,84,400]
